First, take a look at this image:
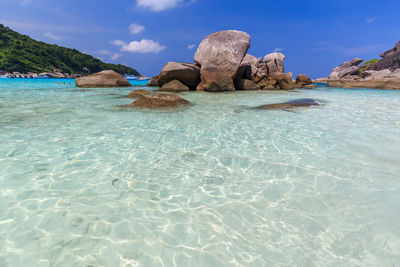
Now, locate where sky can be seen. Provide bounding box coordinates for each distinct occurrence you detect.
[1,0,400,78]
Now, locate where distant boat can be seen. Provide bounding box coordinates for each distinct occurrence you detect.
[124,74,138,80]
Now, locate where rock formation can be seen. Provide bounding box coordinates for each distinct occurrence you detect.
[147,30,314,92]
[327,41,400,89]
[75,70,130,88]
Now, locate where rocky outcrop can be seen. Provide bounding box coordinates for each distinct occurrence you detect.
[127,89,151,98]
[327,41,400,89]
[369,41,400,71]
[127,94,190,109]
[159,80,190,92]
[75,70,130,88]
[157,62,200,90]
[194,30,250,91]
[255,99,321,110]
[147,30,312,92]
[328,58,363,80]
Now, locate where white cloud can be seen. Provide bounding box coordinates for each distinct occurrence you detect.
[273,48,284,53]
[129,23,145,34]
[113,39,166,54]
[187,44,196,50]
[111,53,123,60]
[366,17,377,24]
[44,32,61,41]
[136,0,184,12]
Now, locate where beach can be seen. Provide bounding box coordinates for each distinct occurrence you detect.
[0,79,399,265]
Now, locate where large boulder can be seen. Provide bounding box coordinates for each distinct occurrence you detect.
[127,94,190,109]
[197,70,235,92]
[194,30,250,92]
[328,58,363,80]
[75,70,131,88]
[270,73,295,90]
[236,79,260,90]
[263,53,286,73]
[157,62,200,90]
[159,80,190,92]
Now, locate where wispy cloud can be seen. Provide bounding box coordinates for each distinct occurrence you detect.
[273,48,284,53]
[110,53,123,60]
[112,39,166,54]
[129,23,145,34]
[366,17,377,24]
[44,32,62,41]
[136,0,192,12]
[187,44,196,50]
[314,41,387,57]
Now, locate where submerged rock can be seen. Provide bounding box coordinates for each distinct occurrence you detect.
[255,98,321,110]
[127,89,151,98]
[127,94,190,109]
[194,30,250,91]
[75,70,131,88]
[159,79,190,92]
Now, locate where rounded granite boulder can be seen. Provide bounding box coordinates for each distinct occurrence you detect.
[75,70,131,88]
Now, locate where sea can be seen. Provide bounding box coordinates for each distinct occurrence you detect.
[0,78,399,266]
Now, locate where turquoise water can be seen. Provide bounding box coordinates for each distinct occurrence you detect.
[0,78,400,266]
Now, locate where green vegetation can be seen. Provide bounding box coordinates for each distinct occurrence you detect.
[359,58,380,72]
[0,24,139,75]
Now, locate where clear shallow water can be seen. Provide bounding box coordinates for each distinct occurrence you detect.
[0,78,400,266]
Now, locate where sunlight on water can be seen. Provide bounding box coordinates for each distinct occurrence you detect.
[0,79,400,266]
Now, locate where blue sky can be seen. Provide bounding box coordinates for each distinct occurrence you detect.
[1,0,400,77]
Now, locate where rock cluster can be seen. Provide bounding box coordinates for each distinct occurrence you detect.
[148,30,313,92]
[126,93,190,109]
[327,41,400,89]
